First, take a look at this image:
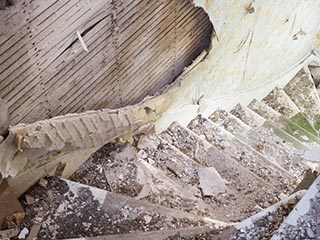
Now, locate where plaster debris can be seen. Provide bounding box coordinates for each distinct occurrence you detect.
[18,227,29,239]
[198,167,226,197]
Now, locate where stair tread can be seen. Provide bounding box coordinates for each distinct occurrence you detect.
[272,175,320,240]
[231,104,308,148]
[210,110,296,174]
[230,104,308,180]
[188,115,293,191]
[20,177,214,239]
[263,87,318,137]
[248,99,320,146]
[215,191,306,240]
[138,134,257,222]
[73,144,218,220]
[161,122,281,222]
[284,69,320,131]
[230,103,266,128]
[263,87,300,119]
[137,134,200,186]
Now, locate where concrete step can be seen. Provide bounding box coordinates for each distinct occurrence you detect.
[20,177,225,239]
[188,114,294,192]
[262,87,318,137]
[230,104,308,150]
[272,175,320,240]
[208,109,296,179]
[72,142,216,218]
[215,190,306,240]
[284,69,320,132]
[248,99,320,147]
[137,134,200,187]
[160,122,281,222]
[231,104,318,176]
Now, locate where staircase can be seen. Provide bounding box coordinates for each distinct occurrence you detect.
[15,68,320,240]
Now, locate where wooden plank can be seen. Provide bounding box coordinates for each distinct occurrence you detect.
[61,0,196,114]
[3,1,110,109]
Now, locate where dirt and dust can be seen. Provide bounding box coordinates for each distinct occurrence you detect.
[161,122,280,222]
[16,177,207,239]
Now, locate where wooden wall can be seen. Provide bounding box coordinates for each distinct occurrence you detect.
[0,0,212,124]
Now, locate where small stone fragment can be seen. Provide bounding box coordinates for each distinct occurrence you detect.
[25,195,35,205]
[263,201,271,208]
[18,227,29,239]
[39,178,48,188]
[197,167,226,197]
[253,205,264,212]
[306,227,315,238]
[167,163,183,178]
[138,150,148,159]
[144,215,152,224]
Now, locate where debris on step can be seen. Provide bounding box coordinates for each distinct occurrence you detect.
[139,134,251,221]
[231,105,313,178]
[70,142,121,191]
[17,227,29,239]
[262,88,318,137]
[137,159,217,217]
[231,104,308,150]
[198,167,226,197]
[248,99,320,146]
[230,103,266,128]
[103,143,143,197]
[272,175,320,240]
[0,181,25,229]
[137,134,200,186]
[161,122,279,222]
[215,190,306,240]
[209,109,251,138]
[189,115,293,192]
[72,140,218,218]
[19,177,222,239]
[284,69,320,131]
[262,87,300,119]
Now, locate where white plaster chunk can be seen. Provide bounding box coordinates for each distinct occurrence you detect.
[18,228,29,239]
[198,167,226,197]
